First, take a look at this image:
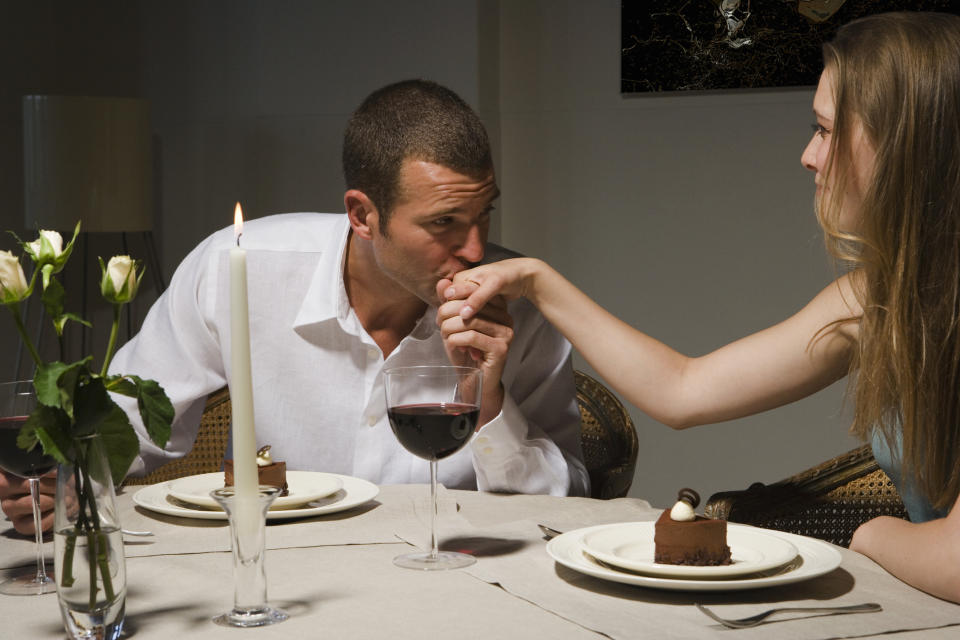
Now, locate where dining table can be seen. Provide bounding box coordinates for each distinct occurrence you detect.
[2,479,960,639]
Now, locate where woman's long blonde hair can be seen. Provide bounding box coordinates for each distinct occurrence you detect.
[820,12,960,510]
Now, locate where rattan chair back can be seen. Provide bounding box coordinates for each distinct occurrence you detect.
[705,444,908,547]
[123,387,231,486]
[575,370,638,499]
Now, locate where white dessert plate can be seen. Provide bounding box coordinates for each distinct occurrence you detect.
[132,473,379,521]
[167,471,342,510]
[580,521,798,578]
[548,523,842,592]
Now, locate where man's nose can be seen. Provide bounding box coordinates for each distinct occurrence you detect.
[455,224,485,263]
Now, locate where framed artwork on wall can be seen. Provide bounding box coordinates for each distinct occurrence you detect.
[621,1,960,93]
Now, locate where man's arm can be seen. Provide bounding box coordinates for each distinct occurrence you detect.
[438,280,589,496]
[110,233,229,476]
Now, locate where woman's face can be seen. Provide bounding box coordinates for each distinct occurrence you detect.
[801,67,875,231]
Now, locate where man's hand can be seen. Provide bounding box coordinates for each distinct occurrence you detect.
[436,278,513,426]
[0,470,56,535]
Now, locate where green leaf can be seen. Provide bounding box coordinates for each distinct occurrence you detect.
[103,376,137,397]
[19,405,73,465]
[59,312,92,329]
[41,276,65,324]
[74,378,139,484]
[34,363,71,407]
[129,376,173,449]
[40,263,54,291]
[37,359,93,419]
[95,408,140,487]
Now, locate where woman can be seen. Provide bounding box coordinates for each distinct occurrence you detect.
[438,12,960,602]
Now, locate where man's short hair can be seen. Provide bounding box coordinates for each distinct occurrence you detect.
[342,79,493,222]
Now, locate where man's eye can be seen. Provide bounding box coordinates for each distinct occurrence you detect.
[810,123,831,138]
[432,217,453,227]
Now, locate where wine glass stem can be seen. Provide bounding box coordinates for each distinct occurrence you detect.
[429,459,439,560]
[28,476,49,582]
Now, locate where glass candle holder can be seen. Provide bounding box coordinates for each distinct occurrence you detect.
[210,486,288,627]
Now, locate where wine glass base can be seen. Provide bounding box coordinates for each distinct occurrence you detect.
[213,606,289,628]
[393,551,476,571]
[0,571,56,596]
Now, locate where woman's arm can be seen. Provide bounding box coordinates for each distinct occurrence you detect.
[441,258,858,428]
[850,495,960,602]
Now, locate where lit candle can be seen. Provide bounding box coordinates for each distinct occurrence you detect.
[230,203,258,501]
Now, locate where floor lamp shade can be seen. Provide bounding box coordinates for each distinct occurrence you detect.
[23,95,153,232]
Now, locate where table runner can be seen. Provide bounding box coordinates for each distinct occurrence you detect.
[394,492,960,640]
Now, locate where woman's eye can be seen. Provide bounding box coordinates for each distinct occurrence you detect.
[810,123,831,138]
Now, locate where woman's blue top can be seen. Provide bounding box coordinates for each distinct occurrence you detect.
[871,430,948,523]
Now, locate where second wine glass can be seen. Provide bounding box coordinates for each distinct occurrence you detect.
[384,365,482,570]
[0,380,56,596]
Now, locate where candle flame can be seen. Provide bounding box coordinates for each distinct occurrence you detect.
[233,202,244,241]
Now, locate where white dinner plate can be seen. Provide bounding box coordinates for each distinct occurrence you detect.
[132,473,379,521]
[547,523,842,592]
[580,521,798,578]
[167,471,342,510]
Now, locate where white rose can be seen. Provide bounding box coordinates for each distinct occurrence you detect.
[0,250,29,302]
[27,229,64,261]
[101,255,140,303]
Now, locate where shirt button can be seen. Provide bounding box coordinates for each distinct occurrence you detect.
[367,347,379,360]
[367,415,377,427]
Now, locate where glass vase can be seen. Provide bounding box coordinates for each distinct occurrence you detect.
[54,434,126,640]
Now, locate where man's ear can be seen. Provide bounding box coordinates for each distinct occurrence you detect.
[344,189,379,240]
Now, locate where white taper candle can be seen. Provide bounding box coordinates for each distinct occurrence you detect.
[230,202,258,501]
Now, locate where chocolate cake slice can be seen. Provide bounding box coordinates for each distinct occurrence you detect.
[653,488,731,566]
[653,510,731,565]
[223,445,288,496]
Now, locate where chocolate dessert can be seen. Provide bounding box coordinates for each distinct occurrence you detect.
[224,445,289,496]
[654,488,731,566]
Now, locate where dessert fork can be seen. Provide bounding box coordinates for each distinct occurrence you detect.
[695,602,881,628]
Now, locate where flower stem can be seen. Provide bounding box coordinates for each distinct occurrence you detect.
[10,303,42,366]
[100,304,122,377]
[77,445,116,605]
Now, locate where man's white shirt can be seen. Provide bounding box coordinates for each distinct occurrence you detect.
[112,213,589,496]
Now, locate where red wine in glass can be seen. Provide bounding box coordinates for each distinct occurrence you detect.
[387,403,479,461]
[0,417,57,477]
[384,365,482,571]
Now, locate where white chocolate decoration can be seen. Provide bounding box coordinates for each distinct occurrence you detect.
[669,500,696,521]
[256,446,273,467]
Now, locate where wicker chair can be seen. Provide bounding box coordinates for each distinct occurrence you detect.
[575,370,638,499]
[124,372,640,499]
[704,444,908,547]
[123,387,231,486]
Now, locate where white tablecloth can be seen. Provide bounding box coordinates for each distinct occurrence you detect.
[2,484,959,639]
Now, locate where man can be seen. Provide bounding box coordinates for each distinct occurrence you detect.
[1,80,587,533]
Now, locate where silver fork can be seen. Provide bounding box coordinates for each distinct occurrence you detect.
[695,602,882,628]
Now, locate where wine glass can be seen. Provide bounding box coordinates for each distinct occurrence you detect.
[0,380,56,595]
[384,365,482,570]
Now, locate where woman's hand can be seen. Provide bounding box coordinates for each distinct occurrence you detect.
[440,257,542,320]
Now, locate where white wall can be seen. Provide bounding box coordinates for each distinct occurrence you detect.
[137,0,496,277]
[4,1,860,507]
[496,2,859,508]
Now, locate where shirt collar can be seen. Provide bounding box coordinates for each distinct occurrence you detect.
[291,215,438,341]
[292,215,352,330]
